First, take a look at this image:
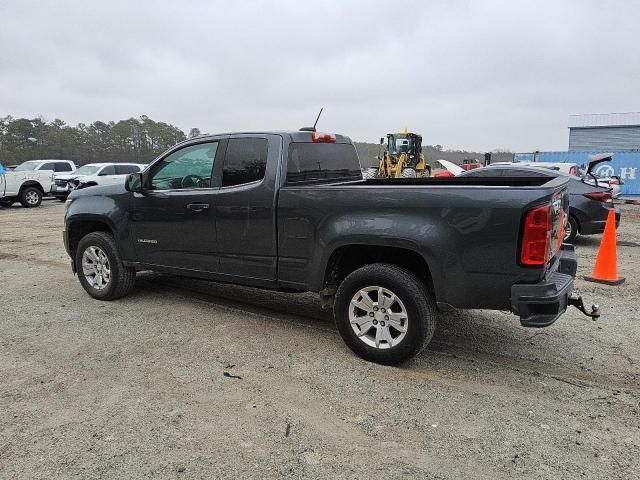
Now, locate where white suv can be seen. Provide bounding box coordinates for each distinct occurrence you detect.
[54,163,146,199]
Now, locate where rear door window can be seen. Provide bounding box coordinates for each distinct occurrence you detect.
[114,164,140,175]
[221,138,268,187]
[55,162,73,172]
[39,162,56,171]
[287,143,361,185]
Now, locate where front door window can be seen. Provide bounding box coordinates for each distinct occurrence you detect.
[149,142,218,190]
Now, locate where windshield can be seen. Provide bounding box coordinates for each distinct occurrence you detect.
[388,134,410,155]
[74,165,101,175]
[14,161,40,171]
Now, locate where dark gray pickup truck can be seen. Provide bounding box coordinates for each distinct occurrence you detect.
[64,130,596,364]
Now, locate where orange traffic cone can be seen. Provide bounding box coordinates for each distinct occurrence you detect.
[584,208,625,285]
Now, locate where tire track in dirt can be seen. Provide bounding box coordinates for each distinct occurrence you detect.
[146,276,640,396]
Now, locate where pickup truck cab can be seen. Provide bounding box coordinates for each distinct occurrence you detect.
[14,159,76,175]
[64,130,590,364]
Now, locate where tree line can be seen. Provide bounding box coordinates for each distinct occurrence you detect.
[0,114,514,168]
[0,115,201,166]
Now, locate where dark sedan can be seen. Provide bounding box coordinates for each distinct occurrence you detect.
[460,165,620,243]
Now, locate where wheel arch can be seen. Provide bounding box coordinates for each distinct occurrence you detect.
[67,218,115,260]
[568,208,582,234]
[323,244,436,298]
[19,181,45,194]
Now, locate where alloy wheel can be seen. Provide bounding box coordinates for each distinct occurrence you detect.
[348,286,408,349]
[26,190,40,205]
[82,246,111,290]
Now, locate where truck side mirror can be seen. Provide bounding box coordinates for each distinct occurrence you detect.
[125,172,144,193]
[380,137,385,145]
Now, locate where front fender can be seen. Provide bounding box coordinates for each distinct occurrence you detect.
[65,191,134,259]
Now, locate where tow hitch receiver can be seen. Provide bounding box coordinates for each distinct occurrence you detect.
[568,294,600,320]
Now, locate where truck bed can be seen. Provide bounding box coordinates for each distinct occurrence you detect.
[277,174,569,310]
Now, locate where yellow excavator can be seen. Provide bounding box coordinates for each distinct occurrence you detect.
[364,128,431,179]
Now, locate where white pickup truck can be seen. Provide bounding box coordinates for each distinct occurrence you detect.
[0,169,55,208]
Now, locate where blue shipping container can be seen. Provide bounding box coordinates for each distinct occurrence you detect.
[513,151,640,196]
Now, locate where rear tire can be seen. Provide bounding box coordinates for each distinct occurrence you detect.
[19,187,42,208]
[400,168,416,178]
[334,263,437,365]
[564,215,578,243]
[75,232,136,300]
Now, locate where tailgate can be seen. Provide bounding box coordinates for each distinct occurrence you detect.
[549,187,569,261]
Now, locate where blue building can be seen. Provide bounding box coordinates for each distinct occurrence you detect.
[515,113,640,196]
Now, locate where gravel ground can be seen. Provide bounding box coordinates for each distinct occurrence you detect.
[1,200,639,479]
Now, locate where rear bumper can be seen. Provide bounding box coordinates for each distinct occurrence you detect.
[580,208,620,235]
[511,245,577,327]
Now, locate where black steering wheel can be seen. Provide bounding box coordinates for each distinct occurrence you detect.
[181,174,206,188]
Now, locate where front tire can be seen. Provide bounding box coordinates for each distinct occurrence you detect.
[19,187,42,208]
[75,232,136,300]
[401,168,417,178]
[334,263,437,365]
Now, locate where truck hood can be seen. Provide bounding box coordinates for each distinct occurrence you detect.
[68,183,126,199]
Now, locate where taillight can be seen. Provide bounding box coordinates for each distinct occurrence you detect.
[521,204,552,266]
[311,132,336,143]
[583,191,612,202]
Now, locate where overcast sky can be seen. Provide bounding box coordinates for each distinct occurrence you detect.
[1,0,639,152]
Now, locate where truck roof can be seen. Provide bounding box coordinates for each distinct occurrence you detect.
[181,130,353,145]
[20,159,75,163]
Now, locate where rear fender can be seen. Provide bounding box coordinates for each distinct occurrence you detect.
[310,212,453,301]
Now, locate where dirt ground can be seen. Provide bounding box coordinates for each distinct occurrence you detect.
[1,200,639,479]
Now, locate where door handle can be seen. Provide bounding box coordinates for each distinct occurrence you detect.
[187,203,210,212]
